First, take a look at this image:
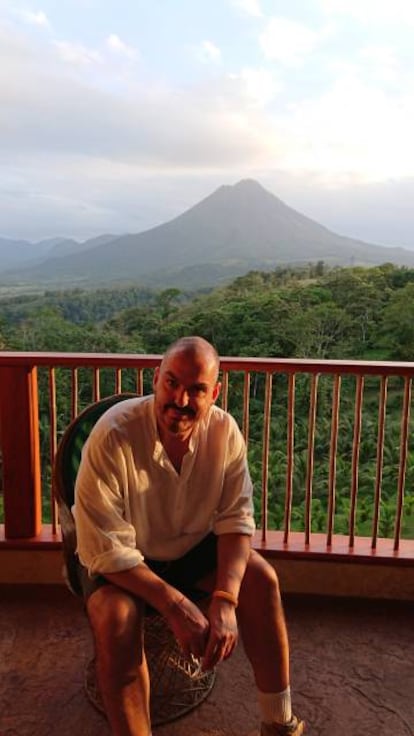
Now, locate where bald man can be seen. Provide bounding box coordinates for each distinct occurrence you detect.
[74,336,304,736]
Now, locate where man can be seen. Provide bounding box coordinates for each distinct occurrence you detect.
[74,336,305,736]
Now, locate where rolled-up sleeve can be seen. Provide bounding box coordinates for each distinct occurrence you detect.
[213,418,255,537]
[73,424,144,577]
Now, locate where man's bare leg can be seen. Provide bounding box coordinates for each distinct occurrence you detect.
[87,585,151,736]
[237,552,306,733]
[237,550,290,692]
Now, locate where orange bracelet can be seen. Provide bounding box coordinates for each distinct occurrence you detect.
[212,589,238,607]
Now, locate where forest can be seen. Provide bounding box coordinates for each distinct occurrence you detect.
[2,261,414,360]
[1,261,414,539]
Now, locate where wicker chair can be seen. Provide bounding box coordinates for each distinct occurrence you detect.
[53,393,216,726]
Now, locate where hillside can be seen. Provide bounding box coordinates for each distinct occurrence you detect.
[2,179,414,288]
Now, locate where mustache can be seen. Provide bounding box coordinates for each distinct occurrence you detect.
[165,403,196,417]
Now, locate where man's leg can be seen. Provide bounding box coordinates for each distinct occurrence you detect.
[237,551,304,735]
[237,550,290,691]
[87,584,151,736]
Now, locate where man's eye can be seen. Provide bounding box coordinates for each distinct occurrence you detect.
[190,387,205,397]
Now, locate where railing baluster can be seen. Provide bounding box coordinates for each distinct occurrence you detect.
[93,367,100,401]
[349,375,364,548]
[221,370,229,412]
[394,377,411,551]
[372,376,388,549]
[71,368,78,419]
[115,367,122,394]
[242,371,251,447]
[136,368,144,396]
[305,374,319,545]
[261,372,273,543]
[327,374,341,547]
[283,373,295,544]
[48,368,58,534]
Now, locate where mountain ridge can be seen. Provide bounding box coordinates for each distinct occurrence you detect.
[2,179,414,289]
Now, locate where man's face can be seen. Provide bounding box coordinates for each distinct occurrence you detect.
[153,348,220,442]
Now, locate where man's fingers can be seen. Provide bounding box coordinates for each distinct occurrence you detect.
[206,628,239,668]
[202,638,227,670]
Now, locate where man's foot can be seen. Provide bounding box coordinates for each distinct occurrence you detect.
[260,715,305,735]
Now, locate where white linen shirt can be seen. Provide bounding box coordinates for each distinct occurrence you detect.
[73,395,255,576]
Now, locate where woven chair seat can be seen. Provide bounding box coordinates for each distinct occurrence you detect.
[84,613,216,725]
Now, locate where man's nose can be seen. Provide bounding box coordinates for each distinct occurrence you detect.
[174,387,189,407]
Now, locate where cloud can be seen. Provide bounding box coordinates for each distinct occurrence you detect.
[0,159,125,241]
[53,40,102,65]
[320,0,414,26]
[270,72,414,181]
[230,0,263,18]
[358,45,401,83]
[1,18,412,186]
[195,40,222,64]
[0,27,273,170]
[15,8,51,29]
[1,3,413,244]
[230,67,282,107]
[106,33,138,60]
[259,17,323,65]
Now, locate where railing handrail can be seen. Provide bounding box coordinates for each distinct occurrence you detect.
[2,350,414,377]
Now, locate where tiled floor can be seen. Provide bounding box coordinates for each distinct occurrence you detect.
[1,585,413,736]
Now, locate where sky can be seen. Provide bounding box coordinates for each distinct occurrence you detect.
[1,0,414,248]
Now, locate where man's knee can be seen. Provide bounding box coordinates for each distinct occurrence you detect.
[87,584,144,645]
[241,551,281,602]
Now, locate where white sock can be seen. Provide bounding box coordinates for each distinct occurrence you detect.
[258,686,292,725]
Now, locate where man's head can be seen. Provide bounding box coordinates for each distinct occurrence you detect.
[153,336,221,442]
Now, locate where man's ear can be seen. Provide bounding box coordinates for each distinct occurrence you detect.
[153,366,160,390]
[212,381,221,403]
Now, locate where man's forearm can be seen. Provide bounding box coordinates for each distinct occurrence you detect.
[215,533,252,598]
[104,564,211,659]
[200,533,251,669]
[104,564,182,615]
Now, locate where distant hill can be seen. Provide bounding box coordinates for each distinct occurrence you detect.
[47,234,117,259]
[0,235,86,271]
[0,236,66,271]
[2,180,414,289]
[0,234,117,273]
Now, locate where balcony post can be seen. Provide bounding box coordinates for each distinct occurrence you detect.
[0,365,42,538]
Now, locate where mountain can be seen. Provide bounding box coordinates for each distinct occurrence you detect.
[2,180,414,288]
[48,234,117,259]
[0,236,80,271]
[0,236,61,271]
[0,235,119,273]
[0,237,32,271]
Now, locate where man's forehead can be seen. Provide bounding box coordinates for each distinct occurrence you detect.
[164,369,210,388]
[162,347,218,379]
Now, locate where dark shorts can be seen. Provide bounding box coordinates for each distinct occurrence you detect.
[78,532,218,603]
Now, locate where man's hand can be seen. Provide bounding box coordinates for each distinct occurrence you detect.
[163,594,210,659]
[201,597,238,671]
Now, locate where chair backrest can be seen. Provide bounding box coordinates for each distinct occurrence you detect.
[53,392,138,595]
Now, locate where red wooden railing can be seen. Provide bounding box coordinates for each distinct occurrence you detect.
[1,352,414,562]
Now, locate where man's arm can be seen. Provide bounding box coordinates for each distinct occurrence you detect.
[104,564,210,659]
[214,531,252,597]
[202,532,252,670]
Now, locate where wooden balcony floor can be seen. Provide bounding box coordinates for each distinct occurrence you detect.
[1,585,413,736]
